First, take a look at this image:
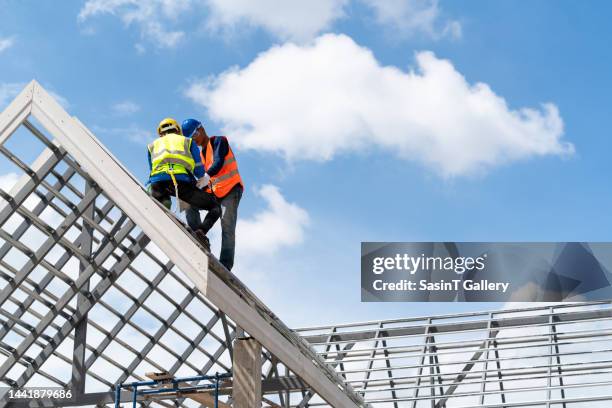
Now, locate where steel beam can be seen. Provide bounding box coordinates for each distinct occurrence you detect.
[70,181,95,396]
[23,80,366,408]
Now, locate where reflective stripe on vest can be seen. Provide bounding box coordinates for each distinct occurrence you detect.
[203,137,243,198]
[211,169,239,185]
[148,134,195,177]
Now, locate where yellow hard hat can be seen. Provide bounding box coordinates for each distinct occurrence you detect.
[157,118,182,136]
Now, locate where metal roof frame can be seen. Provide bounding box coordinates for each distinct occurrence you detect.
[0,81,366,408]
[295,301,612,407]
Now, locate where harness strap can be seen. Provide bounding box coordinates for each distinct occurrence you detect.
[168,166,181,214]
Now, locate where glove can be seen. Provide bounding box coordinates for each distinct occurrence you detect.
[196,173,210,189]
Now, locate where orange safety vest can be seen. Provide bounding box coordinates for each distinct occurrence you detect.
[202,136,243,198]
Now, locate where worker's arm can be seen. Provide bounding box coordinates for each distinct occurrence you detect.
[146,149,153,185]
[206,136,229,177]
[191,141,205,178]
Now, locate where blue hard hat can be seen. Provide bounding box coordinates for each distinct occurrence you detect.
[182,118,202,138]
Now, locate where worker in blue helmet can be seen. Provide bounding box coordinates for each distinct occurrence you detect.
[182,118,243,271]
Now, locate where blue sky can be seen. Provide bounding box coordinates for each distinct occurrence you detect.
[1,1,610,327]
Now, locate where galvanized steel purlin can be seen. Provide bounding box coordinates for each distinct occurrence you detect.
[12,223,144,388]
[295,302,612,407]
[0,163,82,342]
[0,202,119,390]
[0,187,102,379]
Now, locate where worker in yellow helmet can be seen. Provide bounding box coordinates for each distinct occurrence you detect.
[147,118,221,250]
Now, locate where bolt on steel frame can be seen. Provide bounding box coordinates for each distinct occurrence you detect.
[0,82,611,408]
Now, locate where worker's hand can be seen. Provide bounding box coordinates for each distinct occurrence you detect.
[196,174,210,189]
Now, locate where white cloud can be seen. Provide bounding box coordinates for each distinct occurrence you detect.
[78,0,191,48]
[112,100,141,115]
[126,127,154,144]
[77,0,459,46]
[93,124,154,144]
[190,184,310,319]
[185,34,573,177]
[204,0,348,42]
[0,173,19,195]
[362,0,461,39]
[205,183,309,269]
[443,20,462,39]
[47,90,70,110]
[204,0,457,41]
[78,0,348,44]
[0,83,23,109]
[191,184,310,331]
[236,184,309,256]
[0,82,69,110]
[0,36,14,53]
[134,43,146,54]
[0,82,70,110]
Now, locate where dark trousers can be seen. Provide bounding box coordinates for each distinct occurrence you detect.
[186,184,242,270]
[150,180,221,235]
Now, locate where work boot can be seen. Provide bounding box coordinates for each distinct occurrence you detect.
[192,229,211,252]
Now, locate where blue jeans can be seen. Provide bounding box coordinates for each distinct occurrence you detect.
[186,184,242,270]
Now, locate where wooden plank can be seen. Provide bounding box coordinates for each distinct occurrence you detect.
[233,338,262,408]
[185,392,232,408]
[145,371,174,382]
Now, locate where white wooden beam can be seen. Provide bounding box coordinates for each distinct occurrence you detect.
[0,80,34,146]
[233,338,262,408]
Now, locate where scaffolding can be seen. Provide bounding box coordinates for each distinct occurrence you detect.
[114,372,233,408]
[0,82,610,408]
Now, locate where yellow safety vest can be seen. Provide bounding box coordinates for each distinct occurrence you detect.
[148,133,195,177]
